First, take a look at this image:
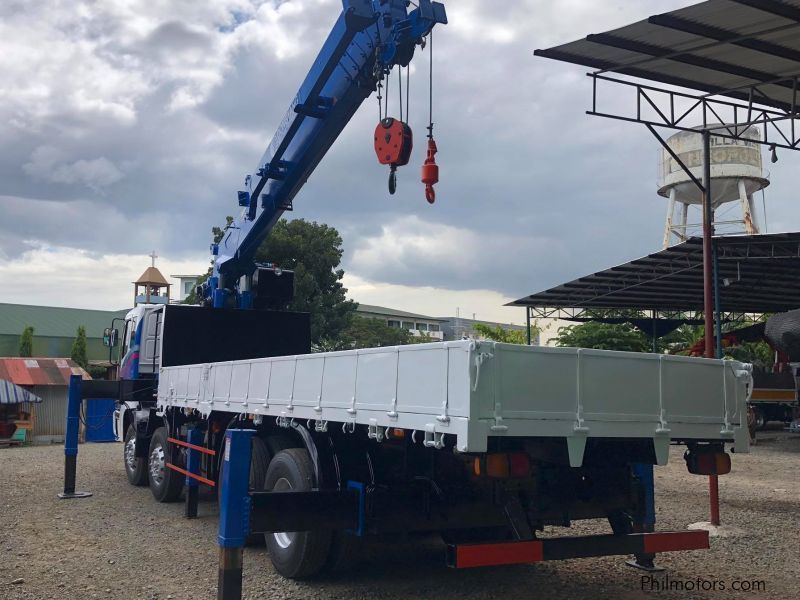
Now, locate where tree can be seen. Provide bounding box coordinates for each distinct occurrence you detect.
[255,219,357,344]
[184,217,358,344]
[71,326,89,369]
[554,321,651,352]
[472,323,537,345]
[213,216,234,245]
[325,318,414,351]
[18,326,34,357]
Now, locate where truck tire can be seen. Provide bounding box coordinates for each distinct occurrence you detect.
[607,509,634,535]
[753,406,766,430]
[123,424,148,486]
[148,426,184,503]
[249,437,271,491]
[264,449,332,579]
[323,531,362,575]
[247,437,272,545]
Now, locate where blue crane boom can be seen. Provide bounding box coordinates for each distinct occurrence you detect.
[206,0,447,309]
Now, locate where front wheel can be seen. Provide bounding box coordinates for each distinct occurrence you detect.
[148,426,184,503]
[754,408,766,430]
[264,449,331,579]
[123,424,148,486]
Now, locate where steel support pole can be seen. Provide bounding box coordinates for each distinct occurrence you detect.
[184,428,203,519]
[701,129,714,361]
[526,307,532,346]
[627,463,662,571]
[217,429,254,600]
[713,244,723,360]
[651,310,657,353]
[709,475,721,526]
[58,374,92,499]
[701,129,722,526]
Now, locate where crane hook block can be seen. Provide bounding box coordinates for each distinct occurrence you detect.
[375,118,413,167]
[421,137,438,204]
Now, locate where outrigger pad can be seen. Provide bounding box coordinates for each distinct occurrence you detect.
[57,491,93,500]
[626,557,665,572]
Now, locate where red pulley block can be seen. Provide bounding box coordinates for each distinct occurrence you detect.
[421,137,438,204]
[374,117,413,167]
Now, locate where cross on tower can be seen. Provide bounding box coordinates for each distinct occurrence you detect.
[149,250,158,267]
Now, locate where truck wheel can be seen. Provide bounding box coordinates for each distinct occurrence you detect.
[249,437,271,491]
[148,426,183,503]
[607,509,634,535]
[753,407,766,430]
[323,531,362,575]
[247,437,272,545]
[264,449,331,579]
[123,424,148,486]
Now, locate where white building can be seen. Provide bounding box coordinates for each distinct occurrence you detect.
[356,304,446,340]
[171,275,202,303]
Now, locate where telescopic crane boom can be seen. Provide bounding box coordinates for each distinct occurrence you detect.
[204,0,447,309]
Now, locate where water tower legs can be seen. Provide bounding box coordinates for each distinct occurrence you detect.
[737,179,758,234]
[747,193,759,232]
[680,203,689,240]
[663,188,676,248]
[663,188,691,248]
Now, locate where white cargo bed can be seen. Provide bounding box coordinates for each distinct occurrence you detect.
[157,341,751,466]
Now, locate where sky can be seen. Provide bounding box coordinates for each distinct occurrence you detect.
[1,0,798,327]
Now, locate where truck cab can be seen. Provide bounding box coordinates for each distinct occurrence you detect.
[111,304,164,443]
[118,304,164,381]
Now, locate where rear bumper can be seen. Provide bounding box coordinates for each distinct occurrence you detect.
[446,530,710,569]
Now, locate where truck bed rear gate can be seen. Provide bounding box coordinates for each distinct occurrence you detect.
[446,531,710,569]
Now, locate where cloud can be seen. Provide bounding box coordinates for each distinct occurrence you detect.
[23,146,125,191]
[343,273,525,325]
[1,0,799,316]
[348,215,565,294]
[0,242,208,310]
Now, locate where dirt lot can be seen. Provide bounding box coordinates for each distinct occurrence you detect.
[1,429,797,600]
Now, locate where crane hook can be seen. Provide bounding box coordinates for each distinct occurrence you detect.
[388,166,397,195]
[421,137,438,204]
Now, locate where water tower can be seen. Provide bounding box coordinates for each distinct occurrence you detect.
[657,126,769,248]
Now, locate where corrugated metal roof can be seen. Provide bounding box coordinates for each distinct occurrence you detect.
[0,358,91,386]
[535,0,800,112]
[0,380,42,404]
[356,304,449,322]
[0,303,128,338]
[508,232,800,313]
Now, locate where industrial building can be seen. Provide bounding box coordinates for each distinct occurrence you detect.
[0,303,127,363]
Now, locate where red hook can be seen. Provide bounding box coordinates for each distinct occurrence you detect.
[421,137,439,204]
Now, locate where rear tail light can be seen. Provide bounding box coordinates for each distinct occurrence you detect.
[684,448,731,475]
[508,452,530,478]
[473,452,531,479]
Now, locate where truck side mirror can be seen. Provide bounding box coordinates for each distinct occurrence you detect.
[103,328,119,348]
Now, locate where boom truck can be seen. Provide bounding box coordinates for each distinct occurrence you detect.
[94,0,753,580]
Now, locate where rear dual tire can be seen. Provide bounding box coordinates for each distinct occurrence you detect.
[263,449,333,579]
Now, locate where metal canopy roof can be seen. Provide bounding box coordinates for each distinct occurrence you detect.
[535,0,800,113]
[509,233,800,314]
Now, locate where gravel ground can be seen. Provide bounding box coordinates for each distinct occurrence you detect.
[1,429,797,600]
